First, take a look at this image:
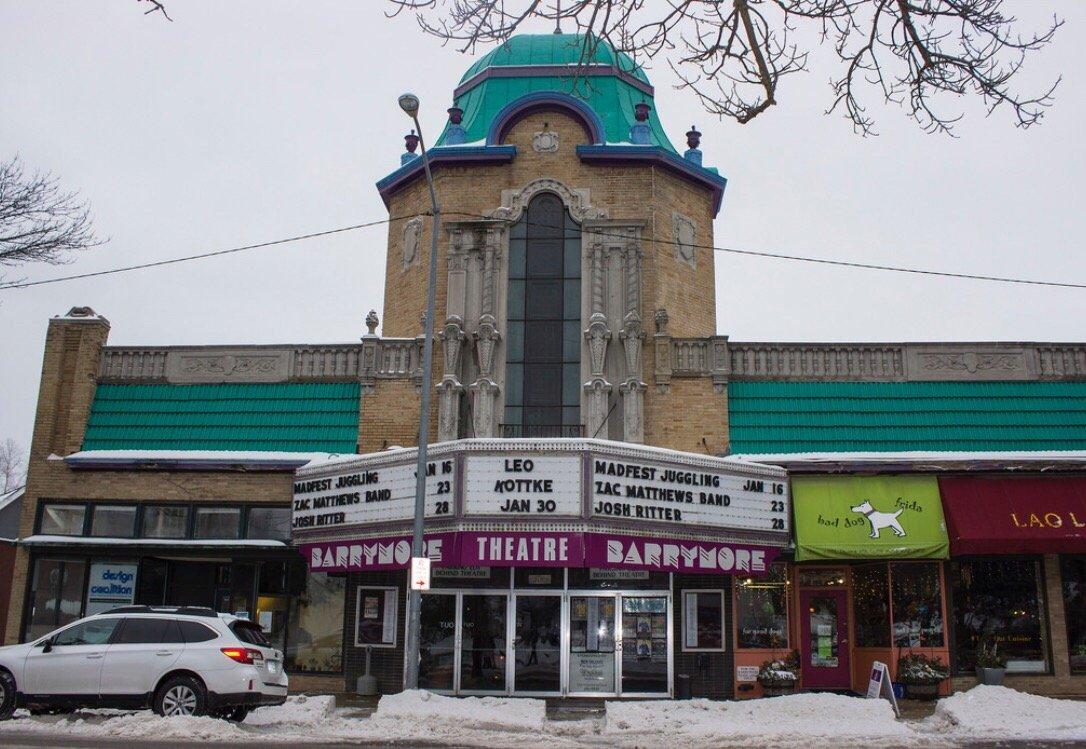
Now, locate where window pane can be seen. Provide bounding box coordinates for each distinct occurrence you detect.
[506,323,524,363]
[1063,556,1086,674]
[247,507,291,540]
[503,406,522,427]
[890,562,944,648]
[853,563,891,647]
[25,559,86,640]
[194,507,240,539]
[526,280,562,319]
[505,363,523,408]
[40,504,85,536]
[562,363,581,406]
[525,322,561,361]
[286,571,344,673]
[525,407,561,426]
[527,241,562,277]
[735,564,789,648]
[507,280,525,320]
[91,505,136,537]
[684,591,724,650]
[115,617,178,644]
[178,620,218,643]
[143,506,189,538]
[508,239,525,279]
[524,365,561,406]
[563,320,581,361]
[54,617,119,646]
[953,557,1048,673]
[563,280,581,318]
[562,407,580,427]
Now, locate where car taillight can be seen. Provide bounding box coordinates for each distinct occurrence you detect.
[221,647,263,664]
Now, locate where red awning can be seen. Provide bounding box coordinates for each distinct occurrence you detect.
[939,477,1086,555]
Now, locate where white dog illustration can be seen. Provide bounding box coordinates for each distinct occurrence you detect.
[850,500,906,539]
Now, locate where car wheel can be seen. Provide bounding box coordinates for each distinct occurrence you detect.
[153,675,207,718]
[0,671,15,721]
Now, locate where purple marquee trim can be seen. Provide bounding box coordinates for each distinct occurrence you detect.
[300,532,459,572]
[459,531,584,567]
[583,533,780,575]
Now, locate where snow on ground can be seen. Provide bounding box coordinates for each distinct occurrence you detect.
[606,692,914,747]
[920,685,1086,743]
[0,687,1083,747]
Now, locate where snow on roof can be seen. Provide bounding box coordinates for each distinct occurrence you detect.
[61,449,343,469]
[0,485,24,513]
[21,535,287,548]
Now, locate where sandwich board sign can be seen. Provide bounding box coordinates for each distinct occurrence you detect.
[866,661,900,717]
[410,556,431,591]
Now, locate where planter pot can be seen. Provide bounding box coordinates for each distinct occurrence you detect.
[904,682,941,700]
[759,682,797,697]
[975,667,1006,686]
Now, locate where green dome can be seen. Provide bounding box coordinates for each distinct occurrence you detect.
[459,33,650,85]
[438,33,676,152]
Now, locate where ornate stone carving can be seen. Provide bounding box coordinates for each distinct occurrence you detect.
[165,350,291,383]
[654,308,669,335]
[907,348,1030,381]
[619,379,646,443]
[532,128,559,153]
[440,316,466,377]
[673,212,696,268]
[475,316,501,379]
[436,378,463,442]
[583,378,612,439]
[469,378,500,438]
[402,216,423,271]
[364,310,379,336]
[490,178,607,223]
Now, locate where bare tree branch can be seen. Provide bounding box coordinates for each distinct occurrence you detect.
[0,439,26,494]
[137,0,172,21]
[0,157,104,285]
[386,0,1062,135]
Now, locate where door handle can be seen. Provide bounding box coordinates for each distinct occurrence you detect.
[156,651,175,656]
[86,654,104,659]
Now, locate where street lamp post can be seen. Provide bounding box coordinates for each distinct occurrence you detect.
[398,92,440,691]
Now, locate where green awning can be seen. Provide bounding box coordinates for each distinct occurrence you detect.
[793,476,949,561]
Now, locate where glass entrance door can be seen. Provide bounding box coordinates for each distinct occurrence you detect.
[620,596,669,695]
[418,593,457,691]
[800,588,851,689]
[568,595,617,695]
[459,594,508,693]
[513,595,562,693]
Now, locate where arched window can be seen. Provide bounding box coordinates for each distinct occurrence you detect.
[504,193,581,436]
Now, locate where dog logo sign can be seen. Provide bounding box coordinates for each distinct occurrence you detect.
[850,500,906,539]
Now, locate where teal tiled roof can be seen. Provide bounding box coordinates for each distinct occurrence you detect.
[83,383,360,453]
[438,34,677,152]
[728,381,1086,454]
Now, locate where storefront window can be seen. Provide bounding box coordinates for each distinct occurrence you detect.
[285,571,344,673]
[682,591,724,651]
[142,506,189,538]
[39,504,86,536]
[194,507,240,539]
[247,507,291,540]
[891,562,944,648]
[853,563,891,648]
[90,505,136,537]
[1062,556,1086,674]
[952,557,1049,673]
[735,564,789,648]
[25,559,86,640]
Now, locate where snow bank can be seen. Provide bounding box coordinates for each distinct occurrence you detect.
[246,695,335,728]
[372,689,547,732]
[923,685,1086,742]
[606,693,912,747]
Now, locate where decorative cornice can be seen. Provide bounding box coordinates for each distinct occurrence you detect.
[486,91,606,146]
[664,339,1086,382]
[575,145,727,217]
[375,145,517,207]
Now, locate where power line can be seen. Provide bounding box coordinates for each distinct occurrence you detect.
[444,211,1086,290]
[0,215,421,291]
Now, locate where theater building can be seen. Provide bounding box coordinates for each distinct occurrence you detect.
[8,33,1086,700]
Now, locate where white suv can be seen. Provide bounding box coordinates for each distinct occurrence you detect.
[0,606,288,721]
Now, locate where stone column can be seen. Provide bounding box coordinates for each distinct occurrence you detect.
[437,315,466,441]
[619,243,645,442]
[469,225,502,438]
[584,240,611,438]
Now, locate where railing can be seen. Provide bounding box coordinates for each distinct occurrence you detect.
[499,424,585,438]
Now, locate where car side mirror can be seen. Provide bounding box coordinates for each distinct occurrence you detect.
[40,640,53,653]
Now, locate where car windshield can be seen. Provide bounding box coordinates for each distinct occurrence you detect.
[230,620,271,647]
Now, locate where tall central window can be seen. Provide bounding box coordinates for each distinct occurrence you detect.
[505,193,581,436]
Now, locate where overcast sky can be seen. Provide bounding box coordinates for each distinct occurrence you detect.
[2,1,1084,452]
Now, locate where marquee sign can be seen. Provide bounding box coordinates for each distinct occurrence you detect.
[292,440,791,555]
[292,458,455,531]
